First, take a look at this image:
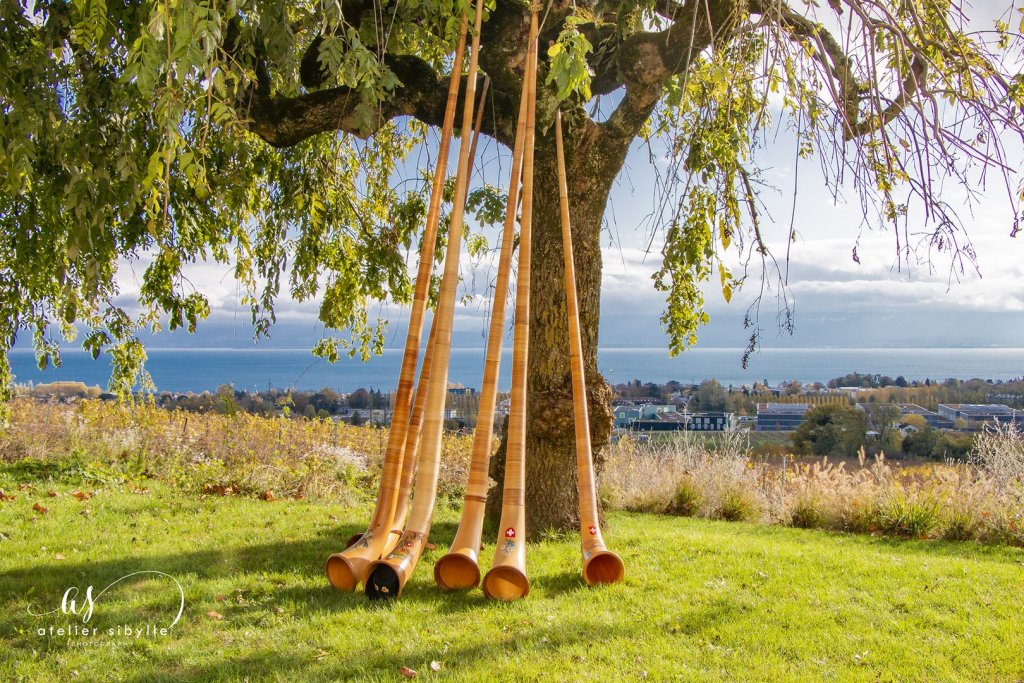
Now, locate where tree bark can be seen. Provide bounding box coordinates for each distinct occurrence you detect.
[486,115,633,537]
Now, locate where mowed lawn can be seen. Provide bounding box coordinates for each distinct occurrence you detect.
[1,479,1022,682]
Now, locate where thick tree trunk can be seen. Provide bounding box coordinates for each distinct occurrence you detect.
[487,117,632,537]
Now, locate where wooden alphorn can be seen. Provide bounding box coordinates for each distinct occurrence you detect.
[363,0,486,600]
[554,111,625,586]
[324,16,469,592]
[480,1,539,602]
[433,56,530,592]
[392,78,488,538]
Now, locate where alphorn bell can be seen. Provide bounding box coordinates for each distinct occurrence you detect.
[324,17,469,592]
[481,1,539,602]
[363,0,487,600]
[433,41,532,591]
[554,111,625,585]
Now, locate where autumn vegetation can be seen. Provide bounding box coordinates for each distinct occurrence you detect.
[2,398,1020,548]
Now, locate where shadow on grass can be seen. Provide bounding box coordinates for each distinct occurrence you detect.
[0,519,493,652]
[125,618,652,683]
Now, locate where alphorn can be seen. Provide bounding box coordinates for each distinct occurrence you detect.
[433,53,531,591]
[325,16,469,592]
[391,79,489,539]
[480,1,539,602]
[554,110,625,586]
[363,0,487,600]
[341,320,437,551]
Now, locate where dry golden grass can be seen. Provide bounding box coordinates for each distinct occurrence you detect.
[0,399,473,504]
[602,430,1024,546]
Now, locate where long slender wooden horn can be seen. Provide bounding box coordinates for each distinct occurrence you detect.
[391,78,488,536]
[433,30,532,594]
[390,314,439,533]
[325,15,469,592]
[481,1,539,602]
[554,110,625,586]
[363,0,487,600]
[389,72,482,487]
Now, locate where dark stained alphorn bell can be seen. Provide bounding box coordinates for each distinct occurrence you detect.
[433,60,530,592]
[481,1,539,602]
[363,0,487,600]
[325,17,469,592]
[554,111,625,586]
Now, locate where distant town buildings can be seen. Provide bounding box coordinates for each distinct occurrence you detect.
[937,404,1024,429]
[613,402,735,432]
[756,403,811,432]
[854,403,955,430]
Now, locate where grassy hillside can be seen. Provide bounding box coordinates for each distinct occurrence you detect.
[2,476,1022,682]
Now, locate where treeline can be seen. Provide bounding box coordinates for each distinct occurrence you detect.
[612,375,1024,416]
[788,404,975,462]
[154,386,391,423]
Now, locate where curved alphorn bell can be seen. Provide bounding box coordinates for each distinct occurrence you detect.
[480,2,539,602]
[433,51,531,593]
[554,111,625,586]
[363,0,487,600]
[325,17,469,592]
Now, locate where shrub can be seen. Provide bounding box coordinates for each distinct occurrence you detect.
[790,496,828,529]
[668,478,702,517]
[940,507,979,542]
[717,488,758,522]
[875,492,940,539]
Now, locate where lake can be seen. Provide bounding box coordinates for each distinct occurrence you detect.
[8,347,1024,393]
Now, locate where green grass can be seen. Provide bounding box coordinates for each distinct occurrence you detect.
[1,477,1023,681]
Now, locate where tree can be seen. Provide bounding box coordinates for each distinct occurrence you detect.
[792,404,868,457]
[3,0,1022,532]
[347,388,371,410]
[690,379,728,412]
[863,403,903,454]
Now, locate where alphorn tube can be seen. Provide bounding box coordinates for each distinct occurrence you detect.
[434,63,530,592]
[325,17,469,591]
[389,80,486,536]
[363,0,487,600]
[481,2,539,602]
[390,315,439,532]
[554,111,625,586]
[342,320,438,551]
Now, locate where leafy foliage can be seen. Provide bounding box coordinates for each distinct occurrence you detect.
[1,0,1021,413]
[791,404,868,457]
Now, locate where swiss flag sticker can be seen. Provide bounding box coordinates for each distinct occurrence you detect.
[505,527,516,539]
[588,524,597,536]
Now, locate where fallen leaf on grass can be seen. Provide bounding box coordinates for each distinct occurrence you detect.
[71,491,92,501]
[272,607,284,614]
[399,666,417,679]
[47,491,60,498]
[214,595,226,603]
[202,484,236,496]
[314,649,329,661]
[17,483,33,492]
[0,490,15,502]
[54,554,65,560]
[33,503,48,515]
[261,491,275,502]
[430,661,441,672]
[207,611,224,621]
